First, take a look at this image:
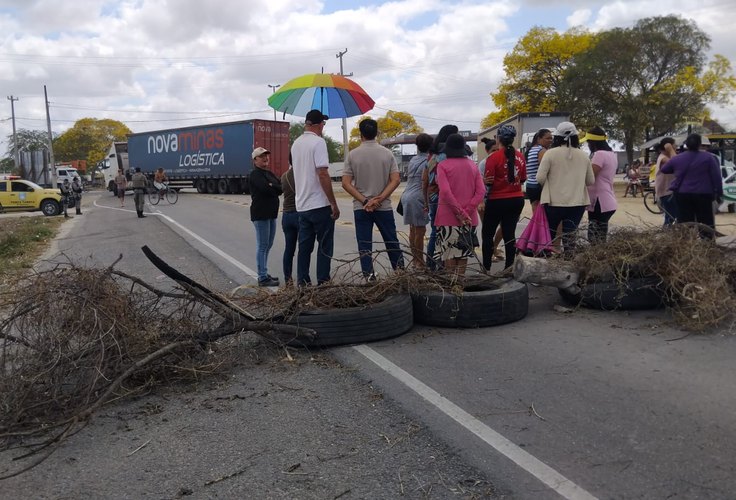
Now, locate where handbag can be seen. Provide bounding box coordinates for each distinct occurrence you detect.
[515,204,553,256]
[396,199,404,216]
[456,225,479,252]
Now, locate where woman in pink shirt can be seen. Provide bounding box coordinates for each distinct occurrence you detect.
[435,133,486,279]
[582,126,618,244]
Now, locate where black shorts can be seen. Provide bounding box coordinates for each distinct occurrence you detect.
[526,184,542,203]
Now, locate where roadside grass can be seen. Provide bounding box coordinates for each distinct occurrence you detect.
[0,216,63,282]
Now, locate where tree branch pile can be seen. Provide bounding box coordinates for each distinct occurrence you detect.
[0,257,312,479]
[569,225,736,331]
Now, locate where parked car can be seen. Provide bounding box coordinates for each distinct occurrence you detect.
[0,176,62,216]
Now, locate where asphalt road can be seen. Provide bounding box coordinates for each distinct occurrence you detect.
[5,188,736,499]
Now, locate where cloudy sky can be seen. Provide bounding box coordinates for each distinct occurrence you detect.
[0,0,733,156]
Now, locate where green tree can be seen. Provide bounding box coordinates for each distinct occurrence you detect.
[559,15,735,161]
[5,129,54,159]
[481,26,596,129]
[348,111,423,151]
[288,122,342,162]
[53,118,131,166]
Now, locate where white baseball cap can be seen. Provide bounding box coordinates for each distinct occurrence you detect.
[252,147,270,159]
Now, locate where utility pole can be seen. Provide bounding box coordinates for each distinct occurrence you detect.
[7,95,18,170]
[267,84,280,121]
[336,48,352,161]
[44,85,55,174]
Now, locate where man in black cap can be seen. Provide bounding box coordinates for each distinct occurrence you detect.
[291,109,339,285]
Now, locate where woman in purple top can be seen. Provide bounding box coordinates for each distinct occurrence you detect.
[583,126,618,244]
[435,133,486,280]
[659,133,722,239]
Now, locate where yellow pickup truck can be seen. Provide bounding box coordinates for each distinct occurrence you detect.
[0,176,63,216]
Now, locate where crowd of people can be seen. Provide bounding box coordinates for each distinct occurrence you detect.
[246,109,724,287]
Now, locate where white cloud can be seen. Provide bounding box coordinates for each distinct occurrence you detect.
[0,0,733,155]
[567,9,592,27]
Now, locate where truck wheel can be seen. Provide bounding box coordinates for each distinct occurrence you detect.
[217,179,230,194]
[242,178,250,195]
[41,199,60,216]
[108,180,117,195]
[206,179,217,194]
[195,179,207,193]
[228,179,241,194]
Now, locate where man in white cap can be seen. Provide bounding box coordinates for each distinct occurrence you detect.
[249,147,282,287]
[290,109,340,285]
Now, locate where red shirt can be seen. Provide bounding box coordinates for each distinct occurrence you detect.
[484,148,527,200]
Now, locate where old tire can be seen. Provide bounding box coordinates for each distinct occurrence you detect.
[41,199,60,216]
[195,179,207,193]
[285,294,413,348]
[217,179,230,194]
[412,279,529,328]
[559,277,664,310]
[205,179,217,194]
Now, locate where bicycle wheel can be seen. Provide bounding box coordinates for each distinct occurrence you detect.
[643,191,662,214]
[149,189,161,205]
[166,189,178,204]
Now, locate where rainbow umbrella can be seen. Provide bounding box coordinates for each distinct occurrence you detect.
[267,73,374,119]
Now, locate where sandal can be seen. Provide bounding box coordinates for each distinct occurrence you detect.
[492,251,505,262]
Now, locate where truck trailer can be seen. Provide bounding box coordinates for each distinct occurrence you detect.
[477,112,570,162]
[102,119,289,195]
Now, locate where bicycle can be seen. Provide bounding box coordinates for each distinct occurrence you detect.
[643,189,663,214]
[148,183,179,205]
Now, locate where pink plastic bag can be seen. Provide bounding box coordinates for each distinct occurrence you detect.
[515,204,553,256]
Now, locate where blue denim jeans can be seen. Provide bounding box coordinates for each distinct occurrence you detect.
[659,194,678,226]
[354,209,404,276]
[281,211,299,283]
[253,219,277,281]
[297,206,335,285]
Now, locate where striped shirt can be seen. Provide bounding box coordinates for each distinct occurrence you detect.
[525,145,543,186]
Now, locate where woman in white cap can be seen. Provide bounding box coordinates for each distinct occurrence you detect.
[250,147,283,286]
[536,122,595,256]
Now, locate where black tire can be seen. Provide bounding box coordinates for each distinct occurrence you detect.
[228,179,241,194]
[559,277,664,310]
[643,191,663,214]
[206,179,217,194]
[195,179,207,193]
[41,199,60,216]
[108,180,117,195]
[285,294,414,348]
[412,279,529,328]
[149,190,161,205]
[217,179,229,194]
[242,177,250,195]
[166,189,178,204]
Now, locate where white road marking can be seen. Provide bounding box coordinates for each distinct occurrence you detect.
[353,345,598,500]
[93,197,259,279]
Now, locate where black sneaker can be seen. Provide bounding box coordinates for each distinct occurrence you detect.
[258,277,280,287]
[266,274,280,282]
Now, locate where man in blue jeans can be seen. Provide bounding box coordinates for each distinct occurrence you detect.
[291,109,340,285]
[342,118,403,280]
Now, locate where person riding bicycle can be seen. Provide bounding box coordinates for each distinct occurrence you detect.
[153,168,168,195]
[624,160,643,197]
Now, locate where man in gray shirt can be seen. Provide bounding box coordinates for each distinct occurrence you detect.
[342,118,403,279]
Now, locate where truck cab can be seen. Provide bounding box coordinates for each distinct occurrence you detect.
[54,166,83,189]
[100,142,130,195]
